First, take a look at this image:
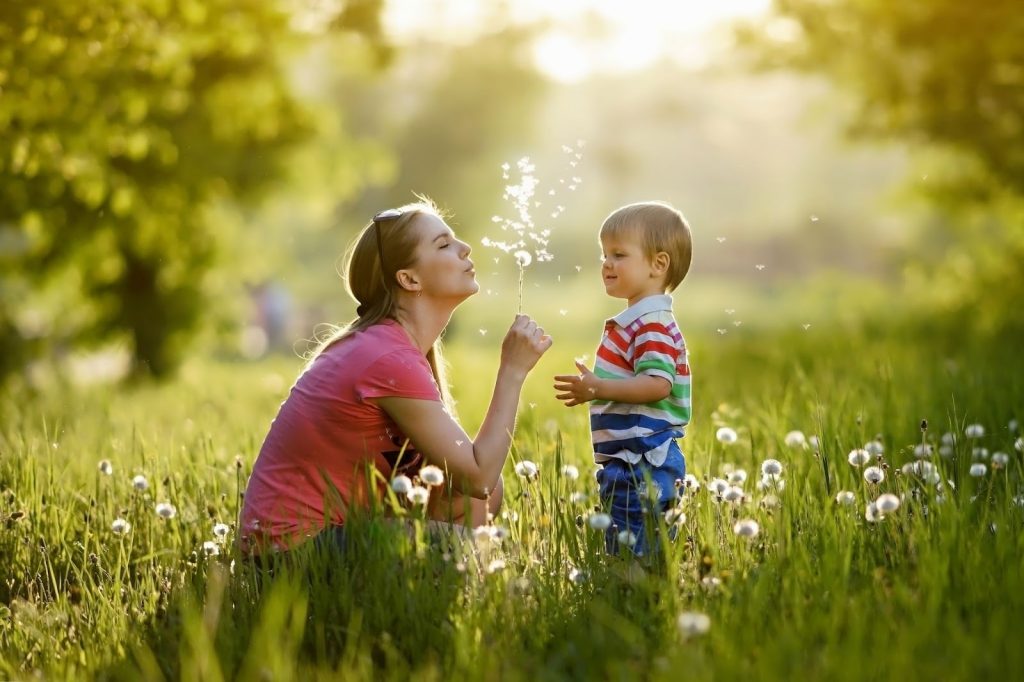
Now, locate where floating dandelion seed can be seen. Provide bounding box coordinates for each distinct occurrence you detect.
[514,460,539,480]
[479,329,487,336]
[969,463,987,478]
[111,518,131,535]
[810,215,819,222]
[876,493,900,513]
[561,464,580,480]
[716,427,738,444]
[784,430,807,448]
[755,264,766,270]
[155,502,177,519]
[863,466,885,484]
[559,309,568,316]
[848,449,871,467]
[406,486,430,505]
[616,530,637,547]
[588,513,612,530]
[761,459,783,476]
[864,440,884,457]
[202,541,220,557]
[725,308,735,315]
[802,323,811,330]
[420,465,445,487]
[213,523,230,539]
[836,491,856,505]
[98,460,113,476]
[132,475,149,491]
[716,236,726,243]
[733,519,759,538]
[391,475,413,495]
[965,424,985,439]
[717,328,728,335]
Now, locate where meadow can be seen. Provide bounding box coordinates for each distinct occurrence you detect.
[2,321,1022,680]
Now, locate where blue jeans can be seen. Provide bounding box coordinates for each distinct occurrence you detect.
[596,441,686,556]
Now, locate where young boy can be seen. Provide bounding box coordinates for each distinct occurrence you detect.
[554,201,691,556]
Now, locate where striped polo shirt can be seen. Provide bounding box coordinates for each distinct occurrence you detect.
[590,294,691,466]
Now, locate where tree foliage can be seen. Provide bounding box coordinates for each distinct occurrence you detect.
[0,0,384,382]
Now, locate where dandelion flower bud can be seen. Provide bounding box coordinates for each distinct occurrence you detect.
[784,430,806,448]
[965,424,985,439]
[969,463,987,478]
[588,513,612,530]
[716,427,738,444]
[155,502,177,519]
[875,493,900,513]
[406,486,430,505]
[111,518,131,535]
[419,465,445,487]
[733,519,759,538]
[391,475,413,495]
[835,490,856,505]
[847,449,870,467]
[863,466,885,484]
[514,460,539,480]
[761,459,783,476]
[677,612,711,639]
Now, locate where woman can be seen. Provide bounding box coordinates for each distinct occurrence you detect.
[240,199,552,554]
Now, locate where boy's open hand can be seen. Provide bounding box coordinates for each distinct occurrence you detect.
[553,360,600,407]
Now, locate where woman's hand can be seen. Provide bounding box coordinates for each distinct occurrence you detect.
[499,314,553,378]
[553,360,601,407]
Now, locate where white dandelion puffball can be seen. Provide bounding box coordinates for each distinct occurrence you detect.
[835,491,856,506]
[863,466,885,484]
[213,523,230,539]
[875,493,900,514]
[913,443,933,459]
[406,485,430,505]
[761,494,780,509]
[965,424,985,439]
[864,440,885,457]
[709,478,730,496]
[865,502,883,523]
[716,427,738,444]
[939,445,954,458]
[391,475,413,495]
[784,430,807,448]
[419,465,445,487]
[1016,437,1024,452]
[941,432,957,446]
[561,464,580,480]
[1010,419,1019,433]
[991,452,1009,468]
[761,459,783,476]
[513,250,532,268]
[98,460,113,476]
[724,486,745,504]
[155,502,177,519]
[202,541,220,557]
[808,435,821,449]
[132,475,149,491]
[665,506,686,524]
[569,491,587,504]
[677,612,711,638]
[514,460,539,480]
[971,447,989,461]
[733,519,759,538]
[848,449,871,467]
[111,518,131,535]
[617,530,637,547]
[588,513,612,530]
[727,469,748,485]
[969,463,987,478]
[473,525,499,546]
[684,474,701,491]
[757,475,784,492]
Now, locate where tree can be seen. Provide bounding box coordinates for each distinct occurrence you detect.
[0,0,385,382]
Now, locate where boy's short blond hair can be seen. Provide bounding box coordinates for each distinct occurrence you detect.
[600,201,692,291]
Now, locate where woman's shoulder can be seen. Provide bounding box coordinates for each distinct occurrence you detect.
[320,320,423,367]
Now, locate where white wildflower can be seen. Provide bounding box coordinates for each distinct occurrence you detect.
[761,459,783,476]
[969,463,987,478]
[419,465,445,487]
[848,449,871,467]
[132,475,148,491]
[716,427,738,444]
[875,493,900,514]
[863,466,885,484]
[111,518,131,535]
[733,519,759,538]
[155,502,177,519]
[391,475,413,495]
[784,430,807,448]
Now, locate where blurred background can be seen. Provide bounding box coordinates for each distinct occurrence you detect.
[1,0,1021,391]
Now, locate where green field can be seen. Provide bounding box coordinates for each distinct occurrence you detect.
[2,325,1022,680]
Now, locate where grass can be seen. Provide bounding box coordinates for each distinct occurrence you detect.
[1,321,1022,680]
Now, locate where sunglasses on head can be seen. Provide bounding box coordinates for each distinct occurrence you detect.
[372,208,405,281]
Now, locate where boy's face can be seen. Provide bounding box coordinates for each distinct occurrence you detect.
[600,233,664,306]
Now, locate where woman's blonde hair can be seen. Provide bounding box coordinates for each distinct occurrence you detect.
[304,196,454,411]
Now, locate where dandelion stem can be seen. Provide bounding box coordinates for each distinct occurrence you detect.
[517,264,524,314]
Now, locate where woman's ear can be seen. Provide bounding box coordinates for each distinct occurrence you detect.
[396,268,422,293]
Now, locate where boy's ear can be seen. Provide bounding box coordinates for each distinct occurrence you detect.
[651,251,670,275]
[396,268,421,292]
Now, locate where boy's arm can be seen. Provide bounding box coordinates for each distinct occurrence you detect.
[554,360,671,407]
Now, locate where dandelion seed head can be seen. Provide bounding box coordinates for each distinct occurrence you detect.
[155,502,177,519]
[863,466,885,484]
[616,530,637,547]
[391,475,413,495]
[684,474,701,491]
[98,460,113,476]
[419,465,445,487]
[784,431,807,448]
[588,513,612,530]
[406,485,430,505]
[875,493,900,513]
[972,447,989,461]
[724,486,745,504]
[716,427,738,444]
[733,519,759,538]
[848,449,871,467]
[761,459,783,476]
[969,463,987,478]
[865,502,883,523]
[202,541,220,557]
[132,475,148,491]
[677,611,711,638]
[965,424,985,439]
[561,464,580,480]
[864,440,884,457]
[111,518,130,535]
[727,469,748,485]
[213,523,230,539]
[514,460,539,480]
[709,478,729,496]
[991,452,1009,468]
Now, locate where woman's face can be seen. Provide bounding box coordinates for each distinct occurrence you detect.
[407,214,478,303]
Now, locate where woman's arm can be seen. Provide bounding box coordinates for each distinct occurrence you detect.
[376,315,551,498]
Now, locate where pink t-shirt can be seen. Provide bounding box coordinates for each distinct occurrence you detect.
[239,319,441,553]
